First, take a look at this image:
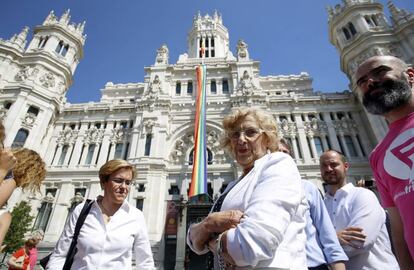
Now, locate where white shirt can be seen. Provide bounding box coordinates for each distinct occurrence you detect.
[324,183,399,270]
[188,152,307,269]
[47,198,154,270]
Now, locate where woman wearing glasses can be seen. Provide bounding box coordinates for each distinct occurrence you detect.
[48,159,154,270]
[187,107,307,269]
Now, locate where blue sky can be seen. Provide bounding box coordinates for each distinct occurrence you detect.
[1,0,412,103]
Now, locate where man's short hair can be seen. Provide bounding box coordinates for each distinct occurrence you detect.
[320,149,347,163]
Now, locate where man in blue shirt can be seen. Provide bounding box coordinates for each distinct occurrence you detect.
[279,139,347,270]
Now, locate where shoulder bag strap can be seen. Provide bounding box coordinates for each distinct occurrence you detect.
[62,199,94,270]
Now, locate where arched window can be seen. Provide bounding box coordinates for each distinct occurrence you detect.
[85,144,95,165]
[187,81,193,95]
[58,145,69,165]
[12,128,29,148]
[348,22,357,35]
[314,137,324,156]
[189,148,213,165]
[38,36,49,48]
[175,82,181,95]
[342,27,351,40]
[27,106,39,116]
[144,134,152,156]
[33,189,56,231]
[62,44,69,57]
[344,135,358,157]
[222,79,229,94]
[210,80,217,94]
[55,41,64,53]
[114,143,123,159]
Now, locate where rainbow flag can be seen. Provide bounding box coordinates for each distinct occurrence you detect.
[189,64,207,197]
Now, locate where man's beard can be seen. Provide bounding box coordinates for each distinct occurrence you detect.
[362,78,412,115]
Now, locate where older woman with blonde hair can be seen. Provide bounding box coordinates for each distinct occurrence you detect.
[187,107,307,269]
[47,159,154,269]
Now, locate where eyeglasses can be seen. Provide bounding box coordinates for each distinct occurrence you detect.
[110,178,133,186]
[228,128,263,140]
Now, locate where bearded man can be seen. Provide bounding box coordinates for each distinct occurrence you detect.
[355,55,414,269]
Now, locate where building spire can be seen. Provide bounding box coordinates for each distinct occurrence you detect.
[15,26,29,47]
[387,1,412,25]
[60,9,71,25]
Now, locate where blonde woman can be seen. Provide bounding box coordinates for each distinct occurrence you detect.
[48,160,154,269]
[188,107,307,269]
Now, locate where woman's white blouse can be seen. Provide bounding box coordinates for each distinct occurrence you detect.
[188,152,307,269]
[47,199,154,270]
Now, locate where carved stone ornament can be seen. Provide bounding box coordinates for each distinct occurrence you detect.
[143,119,157,134]
[170,129,227,164]
[304,118,328,136]
[146,75,162,99]
[57,128,78,145]
[83,126,104,144]
[237,39,248,59]
[15,66,31,81]
[21,113,36,129]
[170,138,185,163]
[277,119,297,138]
[70,192,84,204]
[40,72,56,88]
[110,126,126,143]
[156,44,169,64]
[206,130,225,163]
[43,192,55,203]
[236,71,256,96]
[332,118,358,134]
[0,109,6,121]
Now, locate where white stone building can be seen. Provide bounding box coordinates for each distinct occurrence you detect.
[0,1,412,269]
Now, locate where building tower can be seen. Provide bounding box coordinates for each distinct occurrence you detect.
[0,10,85,154]
[186,11,231,60]
[328,0,414,142]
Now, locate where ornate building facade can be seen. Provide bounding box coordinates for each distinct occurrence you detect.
[0,1,412,269]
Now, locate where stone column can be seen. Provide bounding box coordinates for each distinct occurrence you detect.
[308,135,318,159]
[338,133,350,157]
[44,124,64,165]
[79,143,89,165]
[351,133,364,157]
[322,112,341,150]
[4,94,27,146]
[321,135,329,152]
[294,114,312,162]
[52,145,63,166]
[91,143,100,165]
[70,123,88,167]
[108,142,116,160]
[45,183,73,241]
[291,136,300,160]
[63,144,74,165]
[97,122,114,165]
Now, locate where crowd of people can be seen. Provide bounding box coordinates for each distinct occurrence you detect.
[0,54,413,270]
[187,55,414,270]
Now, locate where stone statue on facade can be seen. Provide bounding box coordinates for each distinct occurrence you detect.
[237,39,249,60]
[156,44,169,65]
[147,75,162,99]
[236,71,256,96]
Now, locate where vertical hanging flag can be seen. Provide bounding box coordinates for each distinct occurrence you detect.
[189,64,207,197]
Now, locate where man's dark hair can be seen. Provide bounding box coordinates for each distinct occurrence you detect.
[320,149,347,163]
